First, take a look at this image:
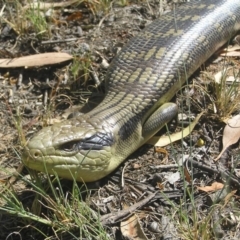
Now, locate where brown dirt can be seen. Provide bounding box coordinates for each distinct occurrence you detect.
[1,0,240,239]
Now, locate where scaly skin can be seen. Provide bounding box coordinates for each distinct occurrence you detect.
[22,0,240,182]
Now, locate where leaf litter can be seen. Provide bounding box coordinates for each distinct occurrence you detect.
[1,0,240,239]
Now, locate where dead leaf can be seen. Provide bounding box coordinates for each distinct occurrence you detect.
[222,190,237,209]
[224,45,240,52]
[120,214,148,240]
[197,182,224,192]
[221,44,240,57]
[0,53,73,68]
[215,114,240,161]
[184,167,192,183]
[155,146,169,163]
[133,163,141,169]
[214,67,240,83]
[66,12,83,21]
[147,111,204,147]
[221,51,240,57]
[23,0,80,11]
[214,68,230,84]
[157,182,164,190]
[155,147,169,155]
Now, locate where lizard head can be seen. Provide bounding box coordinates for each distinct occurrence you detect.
[22,116,123,182]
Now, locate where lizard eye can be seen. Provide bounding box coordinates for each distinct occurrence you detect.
[61,141,78,152]
[59,132,114,152]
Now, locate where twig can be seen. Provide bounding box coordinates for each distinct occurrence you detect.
[100,192,157,225]
[150,164,179,169]
[41,38,80,44]
[188,159,240,187]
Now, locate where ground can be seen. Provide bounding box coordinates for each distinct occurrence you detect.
[0,0,240,239]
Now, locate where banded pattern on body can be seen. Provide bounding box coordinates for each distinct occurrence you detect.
[22,0,240,182]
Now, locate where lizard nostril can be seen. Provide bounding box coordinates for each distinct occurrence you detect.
[30,149,42,160]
